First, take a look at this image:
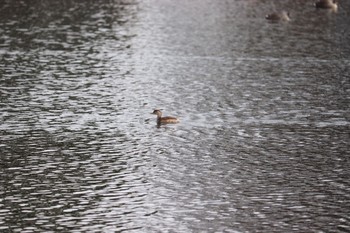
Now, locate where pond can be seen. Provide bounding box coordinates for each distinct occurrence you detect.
[0,0,349,232]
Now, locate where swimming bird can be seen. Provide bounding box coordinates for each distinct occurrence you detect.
[315,0,338,11]
[152,109,179,125]
[265,11,290,22]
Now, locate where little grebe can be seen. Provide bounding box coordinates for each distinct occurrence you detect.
[265,11,290,22]
[152,109,179,125]
[315,0,338,11]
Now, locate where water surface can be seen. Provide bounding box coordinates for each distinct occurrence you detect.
[1,0,349,232]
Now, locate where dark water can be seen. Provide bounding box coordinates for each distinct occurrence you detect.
[1,0,349,232]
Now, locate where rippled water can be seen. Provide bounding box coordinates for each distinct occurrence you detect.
[1,0,349,232]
